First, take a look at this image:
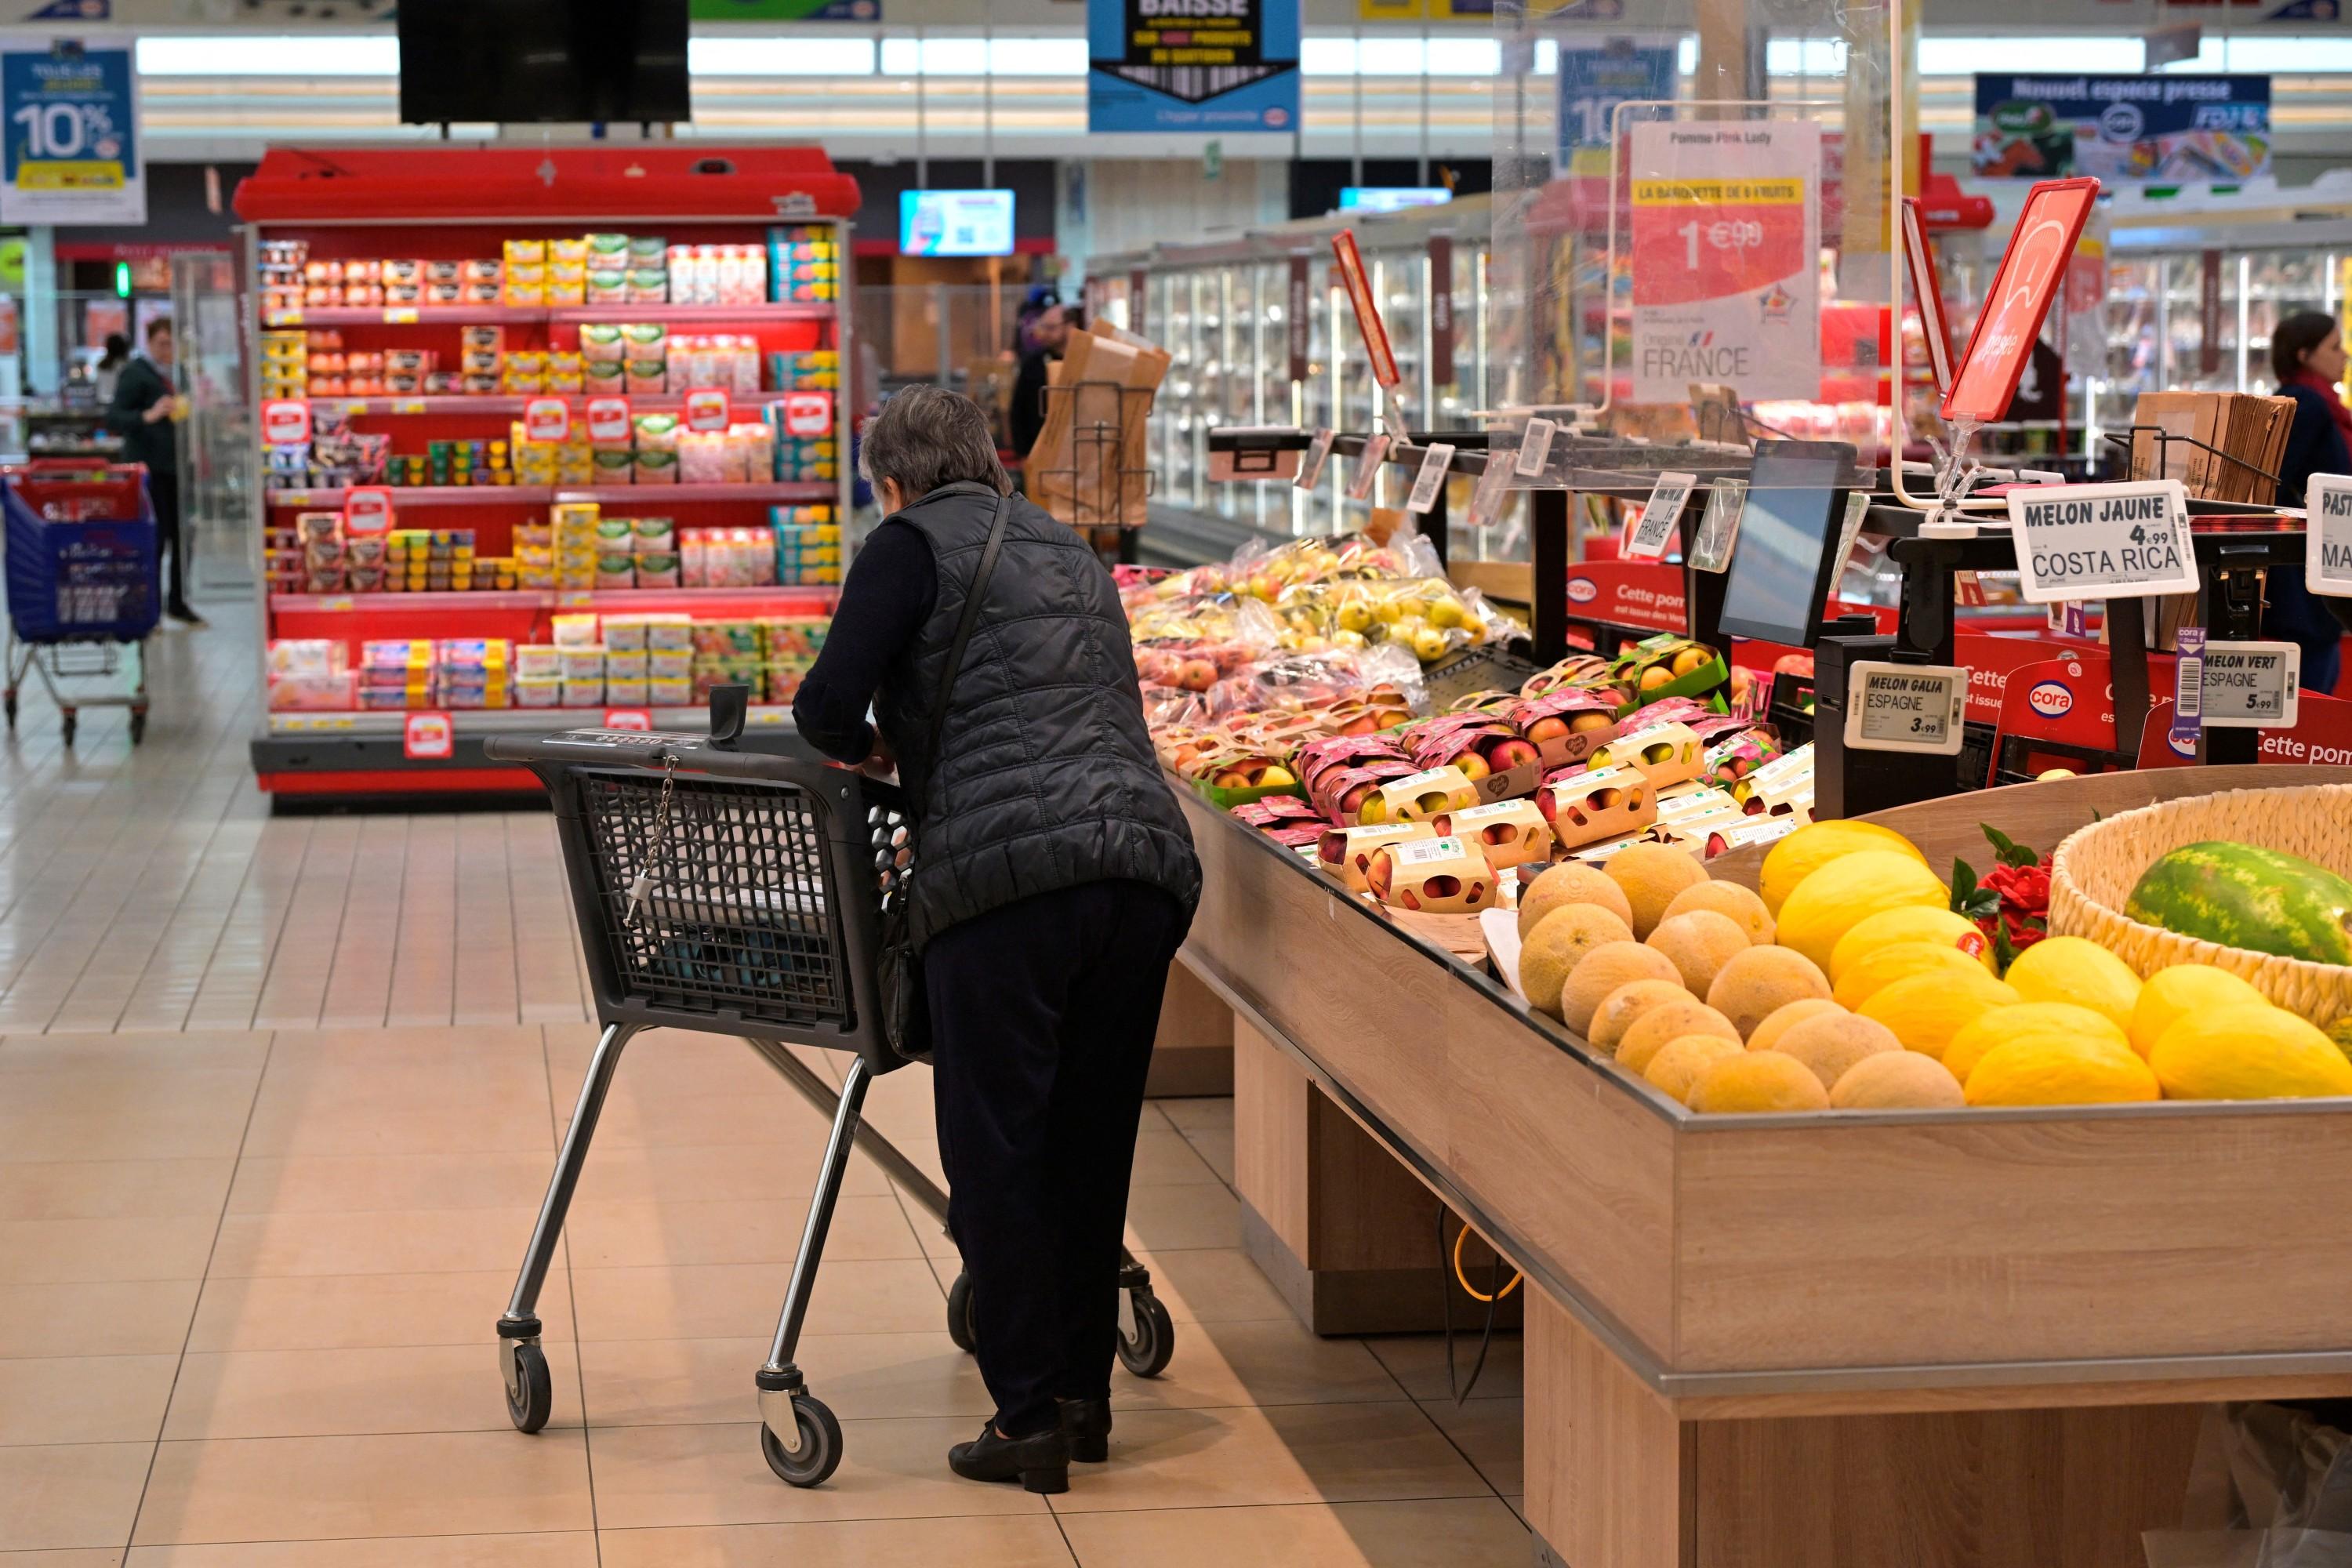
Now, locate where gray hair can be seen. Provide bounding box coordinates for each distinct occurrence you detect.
[858,385,1011,502]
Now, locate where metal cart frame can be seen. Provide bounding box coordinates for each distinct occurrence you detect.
[485,703,1173,1488]
[2,459,158,746]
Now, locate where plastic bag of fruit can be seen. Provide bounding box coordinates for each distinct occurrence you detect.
[1229,531,1417,601]
[1203,642,1427,721]
[1127,590,1283,648]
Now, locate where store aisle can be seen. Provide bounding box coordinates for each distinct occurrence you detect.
[0,604,1527,1564]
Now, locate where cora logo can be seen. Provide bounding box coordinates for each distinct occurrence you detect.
[2027,681,2074,718]
[1566,577,1598,604]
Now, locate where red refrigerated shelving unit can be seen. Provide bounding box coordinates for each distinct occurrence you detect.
[232,146,859,800]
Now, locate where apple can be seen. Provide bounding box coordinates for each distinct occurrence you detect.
[1480,823,1519,848]
[1258,764,1297,787]
[1426,599,1465,630]
[1411,626,1452,663]
[1638,666,1673,691]
[1338,713,1384,737]
[1421,874,1461,901]
[1570,711,1615,734]
[1483,738,1539,772]
[1524,716,1570,744]
[1670,647,1711,677]
[1336,601,1373,633]
[1448,750,1490,782]
[1176,658,1218,691]
[1355,794,1390,826]
[1318,833,1348,866]
[1367,848,1396,898]
[1406,789,1453,819]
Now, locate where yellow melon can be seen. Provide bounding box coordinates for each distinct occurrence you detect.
[1940,1002,2130,1087]
[1964,1037,2160,1107]
[1831,941,1996,1011]
[1603,842,1710,939]
[1644,909,1751,996]
[2002,936,2143,1033]
[1774,1009,1902,1091]
[1757,819,1928,916]
[1774,851,1949,974]
[1661,880,1775,945]
[1691,1050,1831,1113]
[1519,903,1637,1018]
[1517,862,1634,939]
[1829,1050,1968,1109]
[1827,906,1994,983]
[1644,1034,1745,1105]
[1559,942,1682,1036]
[1705,946,1832,1040]
[1588,979,1698,1058]
[2129,964,2269,1059]
[1747,996,1846,1054]
[1616,999,1741,1074]
[1857,970,2022,1060]
[2151,1004,2352,1101]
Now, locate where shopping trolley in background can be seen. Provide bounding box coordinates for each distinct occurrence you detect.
[2,460,158,746]
[484,689,1174,1488]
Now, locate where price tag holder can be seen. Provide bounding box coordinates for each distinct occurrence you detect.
[402,712,454,760]
[522,397,571,444]
[1515,416,1558,478]
[1842,660,1968,756]
[2198,639,2300,729]
[1621,470,1697,561]
[781,390,832,437]
[2005,479,2199,605]
[603,707,654,731]
[1406,443,1456,514]
[341,486,394,537]
[1346,434,1391,501]
[584,395,633,445]
[383,307,419,325]
[2307,474,2352,597]
[1295,428,1335,491]
[260,399,311,445]
[1831,492,1872,582]
[2171,626,2206,755]
[1464,456,1515,533]
[1690,478,1744,574]
[684,387,731,433]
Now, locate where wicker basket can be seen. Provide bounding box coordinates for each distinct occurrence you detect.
[2048,782,2352,1031]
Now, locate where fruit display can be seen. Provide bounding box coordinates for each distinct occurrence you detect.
[1508,814,2352,1113]
[2124,842,2352,967]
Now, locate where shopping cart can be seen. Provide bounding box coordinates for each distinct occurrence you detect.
[2,460,158,746]
[484,691,1175,1488]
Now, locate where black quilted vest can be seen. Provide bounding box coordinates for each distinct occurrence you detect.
[872,481,1201,950]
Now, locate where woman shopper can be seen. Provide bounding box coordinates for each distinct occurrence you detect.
[2267,311,2352,694]
[790,386,1200,1494]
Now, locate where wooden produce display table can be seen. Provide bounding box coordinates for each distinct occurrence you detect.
[1173,765,2352,1568]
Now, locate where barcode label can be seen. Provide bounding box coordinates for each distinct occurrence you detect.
[2175,659,2201,717]
[1107,62,1280,101]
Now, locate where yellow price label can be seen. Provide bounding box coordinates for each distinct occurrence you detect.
[18,161,125,191]
[1630,177,1806,205]
[318,595,354,611]
[383,307,419,324]
[343,400,368,415]
[391,398,426,414]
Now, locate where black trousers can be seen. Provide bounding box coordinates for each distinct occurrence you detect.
[150,467,189,615]
[924,878,1189,1438]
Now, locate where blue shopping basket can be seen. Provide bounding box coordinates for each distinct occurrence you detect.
[2,460,161,644]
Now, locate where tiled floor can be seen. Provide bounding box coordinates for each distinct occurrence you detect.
[0,595,1526,1563]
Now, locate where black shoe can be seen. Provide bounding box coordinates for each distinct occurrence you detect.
[168,606,207,627]
[948,1423,1069,1494]
[1059,1397,1111,1462]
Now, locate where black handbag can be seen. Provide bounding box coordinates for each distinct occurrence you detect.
[877,492,1012,1064]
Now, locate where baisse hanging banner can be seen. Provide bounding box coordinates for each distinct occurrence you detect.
[1088,0,1299,134]
[1628,121,1820,405]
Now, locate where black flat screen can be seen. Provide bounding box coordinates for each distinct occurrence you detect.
[398,0,691,125]
[1715,440,1855,648]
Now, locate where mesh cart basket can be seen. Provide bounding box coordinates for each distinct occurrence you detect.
[2,460,159,746]
[485,697,1174,1488]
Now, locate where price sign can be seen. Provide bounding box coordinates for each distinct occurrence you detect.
[1621,470,1697,561]
[1690,478,1744,573]
[1464,455,1515,533]
[0,38,144,225]
[780,390,831,437]
[2170,626,2206,754]
[684,387,731,433]
[1346,434,1391,501]
[2006,479,2199,604]
[401,712,453,760]
[1295,428,1335,491]
[1515,416,1559,478]
[341,485,394,536]
[603,707,654,731]
[1406,443,1456,514]
[1331,230,1399,390]
[260,399,311,445]
[2307,474,2352,597]
[2198,640,2300,729]
[1843,660,1969,755]
[584,396,632,444]
[522,397,571,444]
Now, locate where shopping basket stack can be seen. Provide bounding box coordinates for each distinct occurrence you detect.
[484,689,1174,1488]
[2,460,158,746]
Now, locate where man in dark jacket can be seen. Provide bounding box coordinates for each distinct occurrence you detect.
[1007,303,1069,462]
[105,318,201,625]
[792,386,1200,1494]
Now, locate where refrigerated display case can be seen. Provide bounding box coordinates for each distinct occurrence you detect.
[232,145,858,800]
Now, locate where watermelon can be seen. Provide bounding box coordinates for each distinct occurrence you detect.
[2125,841,2352,966]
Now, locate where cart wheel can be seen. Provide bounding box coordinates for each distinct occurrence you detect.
[760,1395,843,1487]
[504,1341,553,1434]
[1117,1290,1174,1379]
[128,712,146,745]
[946,1270,978,1353]
[58,713,74,748]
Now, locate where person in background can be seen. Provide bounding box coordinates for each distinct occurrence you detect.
[93,333,130,405]
[2268,311,2352,694]
[1009,302,1069,462]
[106,318,201,626]
[791,386,1200,1495]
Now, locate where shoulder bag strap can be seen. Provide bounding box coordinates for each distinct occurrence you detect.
[920,492,1013,766]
